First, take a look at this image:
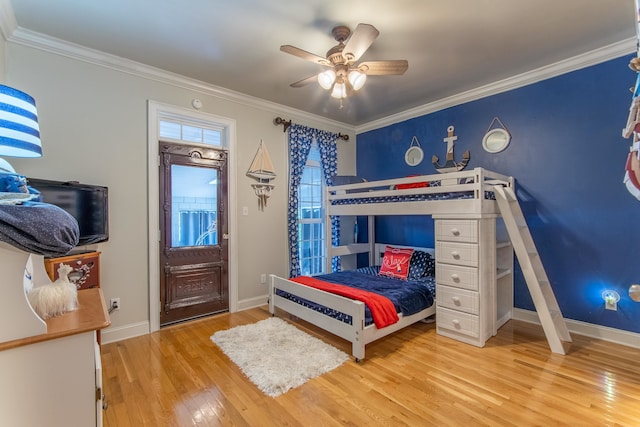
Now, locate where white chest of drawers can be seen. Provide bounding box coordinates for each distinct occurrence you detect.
[434,217,513,347]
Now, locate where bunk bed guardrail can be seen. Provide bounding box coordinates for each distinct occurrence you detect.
[327,167,513,202]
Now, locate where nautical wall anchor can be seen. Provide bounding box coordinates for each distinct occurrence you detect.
[432,125,470,173]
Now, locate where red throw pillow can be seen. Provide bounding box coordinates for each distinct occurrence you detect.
[379,246,414,280]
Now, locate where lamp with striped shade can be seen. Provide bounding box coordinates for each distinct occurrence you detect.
[0,84,41,174]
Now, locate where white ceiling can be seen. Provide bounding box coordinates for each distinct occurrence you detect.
[6,0,637,127]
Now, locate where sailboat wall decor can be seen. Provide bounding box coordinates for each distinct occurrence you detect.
[247,139,276,210]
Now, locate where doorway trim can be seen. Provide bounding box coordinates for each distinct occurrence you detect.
[147,100,238,333]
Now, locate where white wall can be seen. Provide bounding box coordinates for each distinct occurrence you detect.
[6,42,355,341]
[0,29,5,81]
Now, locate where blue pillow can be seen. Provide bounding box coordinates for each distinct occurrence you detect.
[408,250,435,280]
[353,266,380,276]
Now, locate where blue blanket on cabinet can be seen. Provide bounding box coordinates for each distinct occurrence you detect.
[0,202,79,256]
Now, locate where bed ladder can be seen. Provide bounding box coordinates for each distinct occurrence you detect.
[493,185,571,355]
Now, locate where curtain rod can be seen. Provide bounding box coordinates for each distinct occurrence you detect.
[273,117,349,141]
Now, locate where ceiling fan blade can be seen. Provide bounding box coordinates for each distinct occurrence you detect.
[342,24,379,62]
[290,75,318,88]
[280,45,331,66]
[358,60,408,75]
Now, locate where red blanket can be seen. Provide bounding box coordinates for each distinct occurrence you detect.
[290,276,399,328]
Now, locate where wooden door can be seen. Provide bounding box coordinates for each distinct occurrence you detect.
[159,143,228,326]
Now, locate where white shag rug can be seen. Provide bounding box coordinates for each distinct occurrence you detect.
[210,317,349,397]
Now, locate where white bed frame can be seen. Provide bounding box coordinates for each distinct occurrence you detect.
[269,167,514,361]
[269,244,436,361]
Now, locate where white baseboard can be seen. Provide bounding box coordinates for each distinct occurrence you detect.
[101,297,268,344]
[101,306,640,350]
[236,295,269,311]
[100,321,149,344]
[512,308,640,350]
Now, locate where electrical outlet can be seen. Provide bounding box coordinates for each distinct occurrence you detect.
[110,298,120,311]
[602,290,620,311]
[260,273,267,284]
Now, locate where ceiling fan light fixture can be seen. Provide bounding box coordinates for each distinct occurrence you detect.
[331,82,347,99]
[317,70,336,90]
[348,70,367,91]
[283,23,407,102]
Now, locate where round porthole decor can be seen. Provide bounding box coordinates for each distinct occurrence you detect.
[482,117,511,153]
[482,128,510,153]
[405,136,424,166]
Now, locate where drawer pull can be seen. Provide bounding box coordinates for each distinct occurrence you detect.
[450,273,460,281]
[451,296,461,305]
[452,319,461,328]
[451,251,460,259]
[450,228,460,236]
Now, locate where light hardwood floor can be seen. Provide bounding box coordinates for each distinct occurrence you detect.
[102,306,640,426]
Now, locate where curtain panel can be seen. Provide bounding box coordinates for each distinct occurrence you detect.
[287,124,340,277]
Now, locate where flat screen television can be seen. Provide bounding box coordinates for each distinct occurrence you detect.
[26,177,109,246]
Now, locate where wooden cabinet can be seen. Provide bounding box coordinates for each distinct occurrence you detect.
[44,251,103,345]
[0,288,110,427]
[45,251,100,289]
[434,217,513,347]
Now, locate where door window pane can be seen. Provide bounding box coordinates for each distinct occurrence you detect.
[159,121,181,140]
[203,129,222,145]
[171,164,218,247]
[182,125,202,142]
[159,119,224,147]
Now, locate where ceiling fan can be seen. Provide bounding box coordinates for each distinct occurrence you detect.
[280,23,408,100]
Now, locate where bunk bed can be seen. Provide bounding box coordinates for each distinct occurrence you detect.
[269,167,515,360]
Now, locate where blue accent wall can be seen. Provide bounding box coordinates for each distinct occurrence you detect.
[356,55,640,333]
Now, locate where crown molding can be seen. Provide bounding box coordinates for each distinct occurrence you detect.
[3,21,634,137]
[6,27,353,133]
[356,38,637,134]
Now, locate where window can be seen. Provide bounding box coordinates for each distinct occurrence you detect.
[159,117,223,147]
[170,165,218,247]
[298,143,325,275]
